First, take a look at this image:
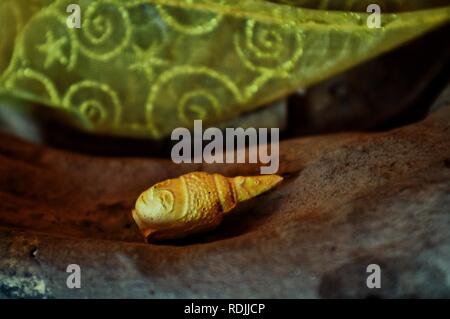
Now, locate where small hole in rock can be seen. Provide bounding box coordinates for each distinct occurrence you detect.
[29,247,38,258]
[444,159,450,169]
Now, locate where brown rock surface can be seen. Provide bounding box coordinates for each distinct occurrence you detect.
[0,103,450,298]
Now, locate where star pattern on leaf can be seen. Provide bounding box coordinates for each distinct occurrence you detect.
[37,31,68,69]
[129,44,168,80]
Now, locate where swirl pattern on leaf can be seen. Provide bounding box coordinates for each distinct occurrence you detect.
[0,0,449,139]
[234,20,304,76]
[4,68,60,105]
[146,66,242,137]
[63,80,122,126]
[74,0,132,61]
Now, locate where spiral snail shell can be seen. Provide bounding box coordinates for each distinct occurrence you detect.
[132,172,283,241]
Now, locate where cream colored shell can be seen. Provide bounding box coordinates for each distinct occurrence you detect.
[132,172,283,241]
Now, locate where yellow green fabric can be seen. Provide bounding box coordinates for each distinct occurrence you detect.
[0,0,449,139]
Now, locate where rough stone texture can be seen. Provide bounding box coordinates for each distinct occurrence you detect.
[0,101,449,298]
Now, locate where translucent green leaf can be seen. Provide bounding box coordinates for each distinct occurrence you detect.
[0,0,449,139]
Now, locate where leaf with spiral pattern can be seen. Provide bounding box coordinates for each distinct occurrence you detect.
[0,0,449,139]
